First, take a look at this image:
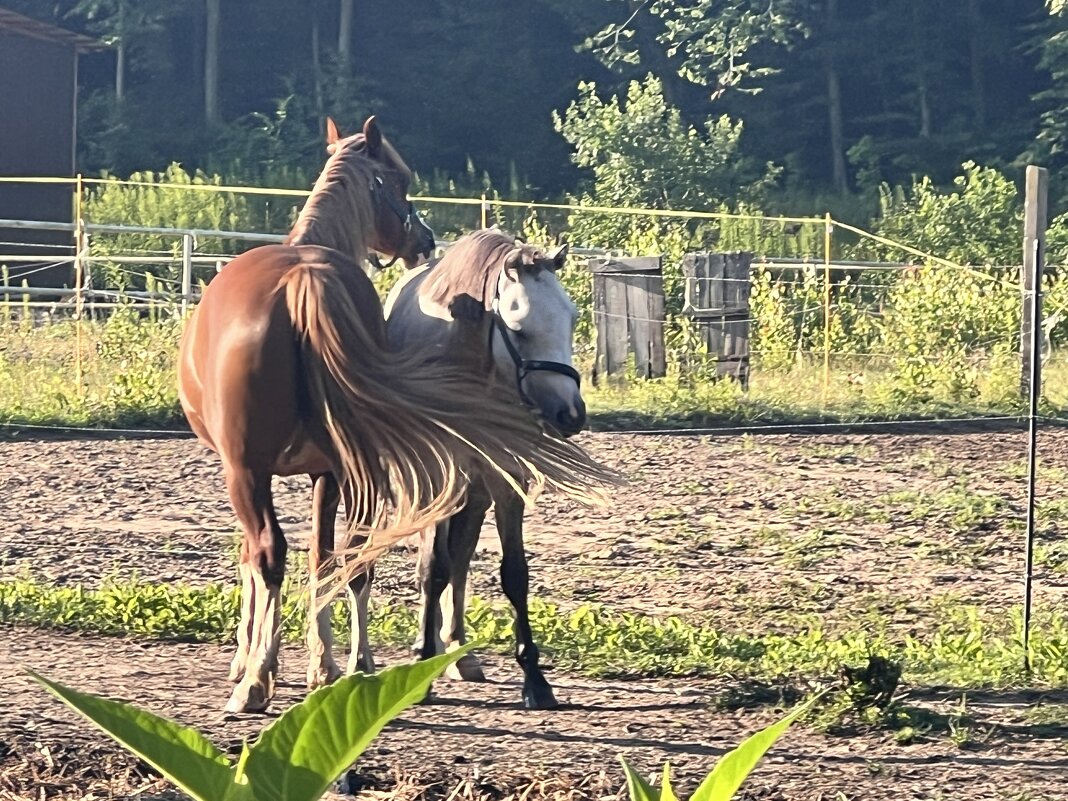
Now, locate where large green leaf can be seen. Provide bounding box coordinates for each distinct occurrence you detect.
[616,760,682,801]
[28,670,242,801]
[241,646,473,801]
[689,696,819,801]
[620,756,660,801]
[661,763,679,801]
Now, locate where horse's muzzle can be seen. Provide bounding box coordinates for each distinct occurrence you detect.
[548,400,586,438]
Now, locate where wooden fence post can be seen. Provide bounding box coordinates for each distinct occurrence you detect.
[589,255,666,381]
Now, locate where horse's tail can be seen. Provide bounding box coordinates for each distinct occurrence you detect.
[281,260,618,576]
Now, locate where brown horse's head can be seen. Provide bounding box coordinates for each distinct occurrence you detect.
[325,116,436,268]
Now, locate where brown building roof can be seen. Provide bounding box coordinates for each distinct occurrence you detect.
[0,7,108,53]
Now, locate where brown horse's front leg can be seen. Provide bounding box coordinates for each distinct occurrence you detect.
[345,560,376,675]
[228,551,254,684]
[343,483,377,676]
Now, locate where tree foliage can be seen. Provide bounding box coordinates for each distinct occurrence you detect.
[584,0,809,98]
[0,1,1055,214]
[553,75,766,212]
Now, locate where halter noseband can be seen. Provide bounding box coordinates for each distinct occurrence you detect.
[490,300,581,408]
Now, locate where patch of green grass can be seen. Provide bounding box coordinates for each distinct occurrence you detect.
[0,316,1059,431]
[749,526,851,569]
[1034,542,1068,575]
[0,313,184,429]
[4,576,1068,691]
[1021,703,1068,726]
[879,481,1008,534]
[795,442,876,462]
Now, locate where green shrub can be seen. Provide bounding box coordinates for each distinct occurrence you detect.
[851,162,1021,266]
[83,164,257,289]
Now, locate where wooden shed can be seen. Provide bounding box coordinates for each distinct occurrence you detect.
[0,8,105,286]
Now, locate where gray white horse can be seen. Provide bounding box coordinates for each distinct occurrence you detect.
[379,227,588,708]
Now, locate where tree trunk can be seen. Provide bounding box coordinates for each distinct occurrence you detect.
[967,0,986,128]
[824,0,847,194]
[312,10,324,124]
[911,3,932,138]
[204,0,221,125]
[115,40,125,102]
[338,0,353,67]
[917,77,931,138]
[114,0,125,102]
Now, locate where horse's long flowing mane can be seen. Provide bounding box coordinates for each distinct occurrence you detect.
[285,134,411,262]
[421,228,546,313]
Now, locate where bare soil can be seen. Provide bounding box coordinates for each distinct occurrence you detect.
[2,427,1068,800]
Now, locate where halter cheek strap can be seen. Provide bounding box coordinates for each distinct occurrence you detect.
[490,305,581,408]
[368,175,420,270]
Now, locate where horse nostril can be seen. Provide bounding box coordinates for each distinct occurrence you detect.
[555,406,585,435]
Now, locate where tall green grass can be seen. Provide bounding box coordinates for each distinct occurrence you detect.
[1,314,1056,432]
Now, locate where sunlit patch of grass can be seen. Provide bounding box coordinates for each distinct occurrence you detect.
[583,356,1036,432]
[5,317,1068,431]
[0,312,183,429]
[3,575,1068,691]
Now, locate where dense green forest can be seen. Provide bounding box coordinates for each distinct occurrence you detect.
[9,1,1068,219]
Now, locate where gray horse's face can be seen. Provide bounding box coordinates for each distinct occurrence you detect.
[493,262,586,437]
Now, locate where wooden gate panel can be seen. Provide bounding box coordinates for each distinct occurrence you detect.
[590,256,666,379]
[683,252,752,388]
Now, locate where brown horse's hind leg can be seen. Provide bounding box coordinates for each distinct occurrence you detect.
[306,473,344,689]
[346,561,376,675]
[496,491,558,710]
[224,468,288,714]
[228,550,254,683]
[340,483,376,676]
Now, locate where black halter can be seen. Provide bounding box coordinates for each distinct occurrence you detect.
[368,175,418,270]
[490,310,581,408]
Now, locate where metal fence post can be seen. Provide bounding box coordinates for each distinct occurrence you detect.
[181,233,193,316]
[822,213,834,405]
[1022,164,1048,674]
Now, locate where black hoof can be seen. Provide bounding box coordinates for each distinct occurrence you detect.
[522,682,559,710]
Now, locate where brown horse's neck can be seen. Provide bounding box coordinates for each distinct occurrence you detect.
[286,217,364,263]
[285,155,375,265]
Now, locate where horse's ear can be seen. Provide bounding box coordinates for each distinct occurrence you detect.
[547,243,569,271]
[326,117,341,153]
[504,247,524,281]
[363,116,383,154]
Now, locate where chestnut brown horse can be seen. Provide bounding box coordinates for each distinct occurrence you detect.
[178,119,614,713]
[382,229,591,709]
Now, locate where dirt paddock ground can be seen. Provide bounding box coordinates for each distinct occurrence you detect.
[2,427,1068,800]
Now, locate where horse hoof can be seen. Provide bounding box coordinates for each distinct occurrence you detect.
[347,655,376,676]
[445,652,486,682]
[225,682,271,714]
[307,663,343,689]
[523,683,559,710]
